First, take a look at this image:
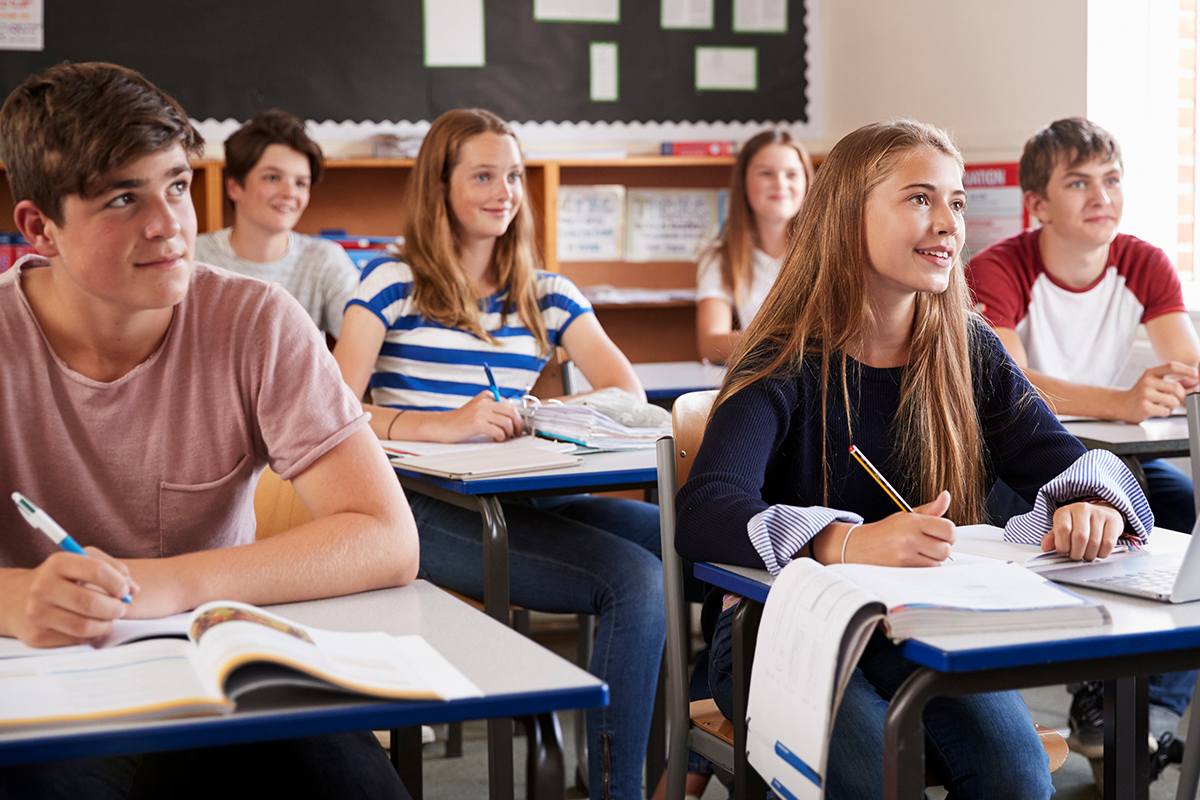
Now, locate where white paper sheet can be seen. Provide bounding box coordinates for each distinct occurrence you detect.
[423,0,485,67]
[589,42,619,102]
[733,0,787,32]
[661,0,714,29]
[695,47,758,91]
[534,0,619,22]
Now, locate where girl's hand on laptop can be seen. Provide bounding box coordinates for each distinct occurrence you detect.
[1042,501,1124,562]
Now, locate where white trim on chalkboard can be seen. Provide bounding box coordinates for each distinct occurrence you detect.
[192,0,822,143]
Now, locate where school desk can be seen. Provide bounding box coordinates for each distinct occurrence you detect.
[694,529,1200,800]
[0,581,607,800]
[393,448,661,796]
[1059,416,1191,488]
[574,361,726,403]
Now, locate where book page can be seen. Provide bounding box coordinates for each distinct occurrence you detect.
[746,559,884,800]
[952,524,1128,570]
[0,639,227,728]
[0,611,193,659]
[190,602,482,702]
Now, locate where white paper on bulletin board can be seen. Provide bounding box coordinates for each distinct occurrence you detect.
[0,0,43,51]
[625,188,719,262]
[558,185,626,261]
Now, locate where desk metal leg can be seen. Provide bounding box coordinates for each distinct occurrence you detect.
[732,600,768,800]
[488,717,515,800]
[479,495,511,623]
[1104,676,1149,800]
[391,726,424,800]
[883,667,939,800]
[521,713,566,800]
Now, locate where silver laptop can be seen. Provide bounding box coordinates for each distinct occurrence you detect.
[1039,524,1200,604]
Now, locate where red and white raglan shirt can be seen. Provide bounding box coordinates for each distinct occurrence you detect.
[967,229,1186,387]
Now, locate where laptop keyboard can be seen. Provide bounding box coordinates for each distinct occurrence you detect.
[1090,568,1178,594]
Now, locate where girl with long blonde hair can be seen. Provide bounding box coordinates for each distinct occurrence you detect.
[676,120,1151,798]
[695,130,813,362]
[334,108,664,800]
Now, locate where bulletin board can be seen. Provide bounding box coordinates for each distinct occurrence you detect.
[0,0,819,136]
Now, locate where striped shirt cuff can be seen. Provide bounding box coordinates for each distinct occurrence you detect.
[748,505,865,575]
[1004,449,1154,547]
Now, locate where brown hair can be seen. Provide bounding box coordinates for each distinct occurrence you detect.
[402,108,547,353]
[714,119,989,525]
[707,130,814,314]
[0,62,202,225]
[1019,117,1122,197]
[223,109,324,188]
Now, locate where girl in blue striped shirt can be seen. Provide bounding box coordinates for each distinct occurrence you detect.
[334,108,663,800]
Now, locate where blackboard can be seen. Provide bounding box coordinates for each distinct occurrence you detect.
[0,0,812,126]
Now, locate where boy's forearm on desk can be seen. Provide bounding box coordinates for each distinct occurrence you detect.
[125,510,420,617]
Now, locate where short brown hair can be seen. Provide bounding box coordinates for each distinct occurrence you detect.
[0,62,202,225]
[223,109,324,189]
[1019,118,1122,197]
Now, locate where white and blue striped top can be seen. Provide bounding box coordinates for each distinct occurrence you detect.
[347,258,593,411]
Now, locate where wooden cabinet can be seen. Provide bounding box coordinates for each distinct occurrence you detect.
[1,155,736,362]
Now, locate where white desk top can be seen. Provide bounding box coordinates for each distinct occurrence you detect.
[0,582,604,753]
[575,361,725,400]
[1058,415,1189,450]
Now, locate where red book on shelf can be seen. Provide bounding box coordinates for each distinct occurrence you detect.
[660,141,737,157]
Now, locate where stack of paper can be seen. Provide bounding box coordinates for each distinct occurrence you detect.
[530,404,670,449]
[393,437,582,480]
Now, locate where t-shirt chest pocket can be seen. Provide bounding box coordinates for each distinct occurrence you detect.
[158,454,255,557]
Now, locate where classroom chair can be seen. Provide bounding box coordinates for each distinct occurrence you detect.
[656,391,1067,800]
[252,469,426,797]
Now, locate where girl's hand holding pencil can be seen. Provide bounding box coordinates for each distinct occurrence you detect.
[814,491,957,567]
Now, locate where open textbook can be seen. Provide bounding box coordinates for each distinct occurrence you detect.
[0,600,482,729]
[529,404,670,449]
[745,558,1108,799]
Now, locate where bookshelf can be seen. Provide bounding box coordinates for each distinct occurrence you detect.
[0,155,737,362]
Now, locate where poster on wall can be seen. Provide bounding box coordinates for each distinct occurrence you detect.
[0,0,43,51]
[625,189,720,261]
[962,163,1028,258]
[557,185,625,261]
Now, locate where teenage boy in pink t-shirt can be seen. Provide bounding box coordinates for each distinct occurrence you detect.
[0,63,418,799]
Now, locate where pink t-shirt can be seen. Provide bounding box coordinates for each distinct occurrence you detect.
[0,257,367,568]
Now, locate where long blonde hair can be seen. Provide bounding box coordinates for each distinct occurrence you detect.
[708,130,813,314]
[714,120,988,524]
[403,108,548,353]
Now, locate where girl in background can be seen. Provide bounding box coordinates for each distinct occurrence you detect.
[333,108,663,800]
[676,120,1151,798]
[695,130,813,363]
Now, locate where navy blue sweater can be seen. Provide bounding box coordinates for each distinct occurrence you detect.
[676,324,1087,590]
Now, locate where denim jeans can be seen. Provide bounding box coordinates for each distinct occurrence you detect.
[0,731,410,800]
[408,491,665,800]
[708,603,1054,800]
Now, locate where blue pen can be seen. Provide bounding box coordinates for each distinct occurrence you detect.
[12,492,132,604]
[483,362,501,402]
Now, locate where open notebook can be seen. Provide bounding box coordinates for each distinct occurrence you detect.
[391,438,582,480]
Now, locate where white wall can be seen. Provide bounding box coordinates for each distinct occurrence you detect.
[816,0,1087,161]
[815,0,1178,258]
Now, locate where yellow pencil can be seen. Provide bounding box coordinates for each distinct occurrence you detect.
[848,445,914,513]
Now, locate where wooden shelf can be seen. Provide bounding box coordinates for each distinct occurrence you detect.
[0,154,734,362]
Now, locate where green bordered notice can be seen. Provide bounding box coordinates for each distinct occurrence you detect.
[733,0,788,33]
[661,0,714,30]
[590,42,619,102]
[533,0,619,23]
[423,0,485,67]
[694,47,757,92]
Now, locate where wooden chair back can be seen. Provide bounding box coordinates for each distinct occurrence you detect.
[253,468,313,540]
[672,390,717,487]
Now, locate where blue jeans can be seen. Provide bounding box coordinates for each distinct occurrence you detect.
[708,604,1053,800]
[408,492,665,800]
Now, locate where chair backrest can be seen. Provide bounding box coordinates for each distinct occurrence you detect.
[657,390,720,800]
[253,468,313,540]
[530,346,577,398]
[672,390,718,486]
[1189,392,1200,524]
